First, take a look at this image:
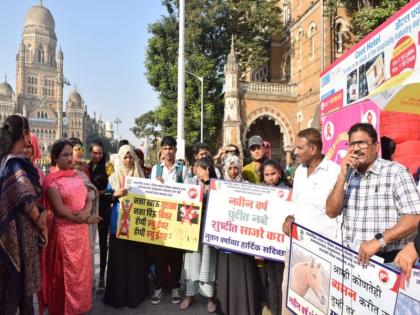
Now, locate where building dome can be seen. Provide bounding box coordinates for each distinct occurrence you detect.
[0,81,14,98]
[24,4,55,31]
[68,89,82,104]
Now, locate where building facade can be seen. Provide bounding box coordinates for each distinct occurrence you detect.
[223,0,354,163]
[0,3,107,154]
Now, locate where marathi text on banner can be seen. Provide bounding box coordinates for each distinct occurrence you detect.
[202,179,293,261]
[116,177,203,251]
[287,223,401,315]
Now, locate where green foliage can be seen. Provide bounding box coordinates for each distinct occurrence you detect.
[325,0,409,38]
[134,0,282,157]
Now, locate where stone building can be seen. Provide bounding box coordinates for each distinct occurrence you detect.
[223,0,353,163]
[0,2,106,154]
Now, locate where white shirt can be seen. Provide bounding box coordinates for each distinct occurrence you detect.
[151,161,189,184]
[292,157,341,239]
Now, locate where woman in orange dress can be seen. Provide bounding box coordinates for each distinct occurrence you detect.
[42,139,100,314]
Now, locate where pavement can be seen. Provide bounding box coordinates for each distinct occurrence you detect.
[35,238,211,315]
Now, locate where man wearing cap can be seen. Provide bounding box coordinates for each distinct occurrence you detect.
[242,135,265,184]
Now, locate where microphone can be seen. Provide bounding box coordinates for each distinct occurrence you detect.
[345,165,353,183]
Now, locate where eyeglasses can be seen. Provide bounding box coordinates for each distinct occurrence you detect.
[249,145,262,151]
[346,141,373,149]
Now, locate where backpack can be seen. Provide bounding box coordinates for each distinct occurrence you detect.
[156,162,184,183]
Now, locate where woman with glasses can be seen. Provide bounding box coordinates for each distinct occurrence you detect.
[0,114,47,315]
[68,137,90,177]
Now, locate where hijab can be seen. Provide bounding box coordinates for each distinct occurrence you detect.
[109,145,144,190]
[223,155,243,181]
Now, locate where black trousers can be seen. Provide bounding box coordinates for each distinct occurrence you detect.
[264,261,285,315]
[151,246,184,290]
[98,204,111,280]
[0,268,34,315]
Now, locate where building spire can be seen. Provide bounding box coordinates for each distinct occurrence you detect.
[40,0,43,6]
[3,73,6,83]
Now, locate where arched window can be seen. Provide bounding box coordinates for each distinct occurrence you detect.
[308,23,316,58]
[335,19,348,54]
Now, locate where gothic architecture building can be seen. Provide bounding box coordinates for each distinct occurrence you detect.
[0,2,107,154]
[223,0,354,163]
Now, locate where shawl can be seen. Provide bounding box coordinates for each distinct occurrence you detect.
[109,145,144,191]
[29,132,42,162]
[223,155,243,181]
[0,154,41,273]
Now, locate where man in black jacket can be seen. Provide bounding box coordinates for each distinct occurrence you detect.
[88,139,113,292]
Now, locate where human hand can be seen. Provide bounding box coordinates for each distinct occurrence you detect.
[86,214,102,224]
[114,188,128,198]
[282,215,295,236]
[36,210,48,230]
[394,242,418,282]
[341,148,359,177]
[358,239,381,266]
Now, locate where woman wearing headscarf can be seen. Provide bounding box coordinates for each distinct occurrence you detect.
[0,115,47,315]
[215,155,261,315]
[104,144,149,308]
[23,132,45,185]
[41,139,101,315]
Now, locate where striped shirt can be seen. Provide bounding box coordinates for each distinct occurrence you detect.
[343,158,420,252]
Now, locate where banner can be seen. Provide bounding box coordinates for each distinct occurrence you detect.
[320,0,420,111]
[116,177,203,251]
[287,223,401,315]
[202,179,293,261]
[321,100,381,165]
[395,264,420,314]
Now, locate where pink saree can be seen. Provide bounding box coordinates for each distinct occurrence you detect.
[39,170,92,314]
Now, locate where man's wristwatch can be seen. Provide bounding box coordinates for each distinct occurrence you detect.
[374,233,387,249]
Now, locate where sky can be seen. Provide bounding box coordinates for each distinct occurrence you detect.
[0,0,167,146]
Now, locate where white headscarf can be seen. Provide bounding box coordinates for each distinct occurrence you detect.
[223,155,242,181]
[109,145,144,190]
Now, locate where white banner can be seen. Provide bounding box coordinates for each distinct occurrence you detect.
[202,179,293,261]
[287,223,401,315]
[320,1,420,114]
[395,264,420,314]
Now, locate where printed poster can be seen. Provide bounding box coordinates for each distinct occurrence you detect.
[320,1,420,111]
[116,177,203,251]
[321,100,381,165]
[203,179,293,261]
[287,223,401,315]
[395,264,420,315]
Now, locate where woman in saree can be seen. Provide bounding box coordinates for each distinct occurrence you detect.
[0,114,47,315]
[104,144,149,308]
[216,155,261,315]
[42,139,100,314]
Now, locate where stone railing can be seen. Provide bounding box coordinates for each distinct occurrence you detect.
[241,82,296,96]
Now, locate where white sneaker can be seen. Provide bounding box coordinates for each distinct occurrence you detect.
[171,287,181,304]
[151,288,163,304]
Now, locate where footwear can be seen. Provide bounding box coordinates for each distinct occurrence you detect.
[207,299,216,313]
[96,279,105,294]
[151,288,163,304]
[172,287,181,304]
[179,296,193,310]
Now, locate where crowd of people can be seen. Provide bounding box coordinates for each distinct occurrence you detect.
[0,113,419,315]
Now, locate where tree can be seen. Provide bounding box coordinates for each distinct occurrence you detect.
[133,0,282,158]
[325,0,409,39]
[85,133,117,157]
